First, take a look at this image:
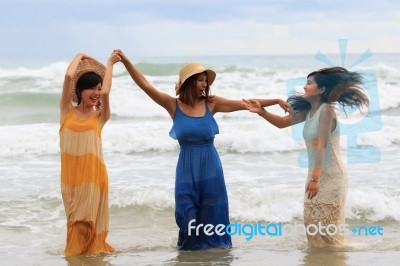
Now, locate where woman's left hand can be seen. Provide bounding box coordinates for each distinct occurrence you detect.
[278,100,290,113]
[305,180,320,199]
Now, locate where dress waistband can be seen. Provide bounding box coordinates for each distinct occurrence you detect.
[178,139,214,147]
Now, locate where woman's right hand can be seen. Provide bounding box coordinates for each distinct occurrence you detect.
[108,51,121,65]
[113,49,128,64]
[305,180,320,200]
[242,99,263,115]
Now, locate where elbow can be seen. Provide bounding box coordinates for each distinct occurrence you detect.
[276,121,289,129]
[264,120,286,129]
[317,142,328,151]
[277,124,289,129]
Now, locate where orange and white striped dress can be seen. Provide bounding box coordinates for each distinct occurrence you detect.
[59,107,114,256]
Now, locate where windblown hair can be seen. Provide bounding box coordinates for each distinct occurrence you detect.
[75,72,103,110]
[287,67,369,114]
[178,72,211,107]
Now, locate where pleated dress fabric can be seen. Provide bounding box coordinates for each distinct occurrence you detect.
[169,101,232,250]
[59,107,114,256]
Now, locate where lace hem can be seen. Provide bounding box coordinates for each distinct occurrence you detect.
[304,202,346,247]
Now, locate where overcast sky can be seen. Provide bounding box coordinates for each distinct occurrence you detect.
[1,0,399,61]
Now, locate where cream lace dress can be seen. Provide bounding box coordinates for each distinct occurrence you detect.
[302,103,348,247]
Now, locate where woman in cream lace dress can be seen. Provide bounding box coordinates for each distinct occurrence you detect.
[243,67,369,247]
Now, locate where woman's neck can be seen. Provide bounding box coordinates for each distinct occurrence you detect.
[75,103,94,114]
[308,98,323,112]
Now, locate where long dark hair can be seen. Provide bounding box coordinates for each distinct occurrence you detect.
[287,67,369,114]
[75,72,103,110]
[178,72,210,107]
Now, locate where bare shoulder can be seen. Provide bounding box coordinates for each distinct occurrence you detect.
[208,95,219,101]
[207,95,220,104]
[321,104,337,119]
[208,95,230,103]
[205,95,218,112]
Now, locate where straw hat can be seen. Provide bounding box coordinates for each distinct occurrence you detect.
[71,58,106,103]
[175,62,216,95]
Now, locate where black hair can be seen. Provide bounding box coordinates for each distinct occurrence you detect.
[75,72,103,105]
[287,67,369,114]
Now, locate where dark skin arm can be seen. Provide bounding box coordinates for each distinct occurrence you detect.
[210,97,289,115]
[242,99,306,128]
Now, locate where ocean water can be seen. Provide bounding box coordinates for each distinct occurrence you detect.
[0,54,399,265]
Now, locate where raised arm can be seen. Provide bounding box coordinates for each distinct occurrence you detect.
[98,52,121,128]
[242,99,306,128]
[115,50,175,118]
[60,53,94,120]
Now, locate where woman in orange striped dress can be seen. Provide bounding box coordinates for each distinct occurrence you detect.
[59,52,120,256]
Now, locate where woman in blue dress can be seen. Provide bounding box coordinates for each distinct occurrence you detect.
[115,50,289,250]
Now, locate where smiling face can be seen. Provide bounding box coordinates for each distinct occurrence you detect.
[80,83,102,107]
[303,75,323,101]
[75,72,103,107]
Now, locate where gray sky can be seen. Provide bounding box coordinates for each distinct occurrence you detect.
[1,0,399,60]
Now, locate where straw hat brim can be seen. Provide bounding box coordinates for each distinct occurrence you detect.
[175,62,216,96]
[71,58,106,103]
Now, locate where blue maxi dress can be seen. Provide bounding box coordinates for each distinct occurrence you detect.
[169,100,232,250]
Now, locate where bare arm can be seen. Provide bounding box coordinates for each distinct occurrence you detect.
[211,96,247,114]
[257,98,290,112]
[212,97,289,114]
[305,105,336,199]
[242,99,306,128]
[60,53,94,121]
[115,50,175,118]
[99,52,121,128]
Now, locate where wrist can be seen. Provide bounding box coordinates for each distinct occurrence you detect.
[121,58,130,65]
[311,177,319,182]
[258,108,266,117]
[107,59,113,65]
